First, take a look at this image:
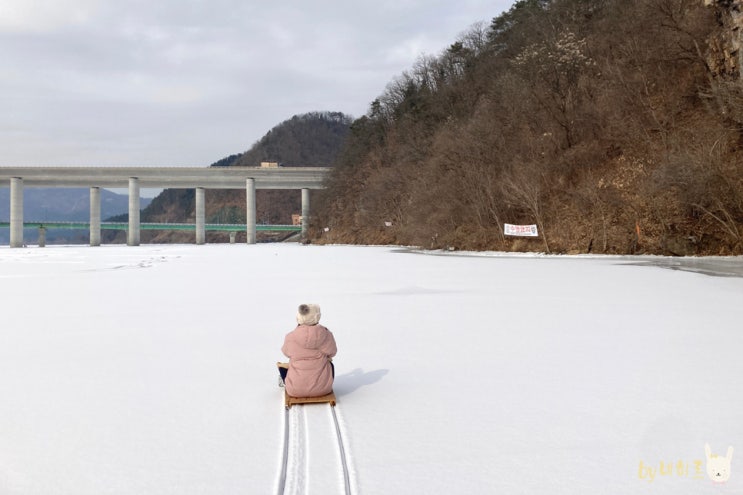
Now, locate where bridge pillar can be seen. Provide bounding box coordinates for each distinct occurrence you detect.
[90,187,101,246]
[246,178,256,244]
[301,188,310,241]
[10,177,23,248]
[195,187,205,245]
[128,177,140,246]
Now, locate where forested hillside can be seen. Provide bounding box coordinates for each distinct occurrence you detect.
[114,112,351,244]
[312,0,743,255]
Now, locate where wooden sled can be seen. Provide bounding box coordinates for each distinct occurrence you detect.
[285,390,336,409]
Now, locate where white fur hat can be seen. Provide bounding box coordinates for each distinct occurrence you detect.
[296,304,321,326]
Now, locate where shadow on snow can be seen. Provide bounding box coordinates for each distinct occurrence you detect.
[334,368,389,397]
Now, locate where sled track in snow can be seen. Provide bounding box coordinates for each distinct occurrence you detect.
[277,402,352,495]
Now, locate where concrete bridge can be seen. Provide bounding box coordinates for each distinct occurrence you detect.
[0,166,330,247]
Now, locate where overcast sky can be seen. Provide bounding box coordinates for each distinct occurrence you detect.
[0,1,513,168]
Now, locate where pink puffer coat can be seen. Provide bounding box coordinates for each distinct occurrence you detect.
[282,324,337,397]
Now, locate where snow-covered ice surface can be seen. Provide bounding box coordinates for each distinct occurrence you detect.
[1,243,742,494]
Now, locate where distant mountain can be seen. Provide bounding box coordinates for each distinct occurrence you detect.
[232,111,353,167]
[0,187,151,221]
[0,188,152,244]
[134,111,352,244]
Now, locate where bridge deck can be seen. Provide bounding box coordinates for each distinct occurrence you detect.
[0,222,300,232]
[0,166,330,189]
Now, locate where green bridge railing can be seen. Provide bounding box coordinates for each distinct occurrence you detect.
[0,222,301,232]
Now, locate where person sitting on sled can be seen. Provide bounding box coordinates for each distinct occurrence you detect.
[278,304,337,397]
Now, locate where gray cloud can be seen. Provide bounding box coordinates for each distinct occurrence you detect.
[0,0,512,166]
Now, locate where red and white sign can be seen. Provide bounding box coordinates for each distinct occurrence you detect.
[504,224,538,237]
